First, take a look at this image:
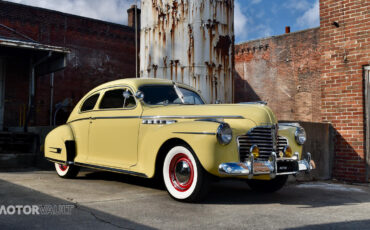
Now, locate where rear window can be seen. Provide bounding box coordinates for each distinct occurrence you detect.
[81,94,99,112]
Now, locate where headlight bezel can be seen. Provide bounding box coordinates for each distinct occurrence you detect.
[217,123,233,145]
[295,127,306,145]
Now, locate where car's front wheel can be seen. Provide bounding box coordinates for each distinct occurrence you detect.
[162,145,209,202]
[246,175,288,193]
[54,163,80,178]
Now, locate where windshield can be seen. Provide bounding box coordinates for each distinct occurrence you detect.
[139,85,205,105]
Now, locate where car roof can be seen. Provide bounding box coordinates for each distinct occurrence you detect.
[90,78,196,92]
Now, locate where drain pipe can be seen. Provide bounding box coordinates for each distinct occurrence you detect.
[49,72,54,126]
[24,51,52,132]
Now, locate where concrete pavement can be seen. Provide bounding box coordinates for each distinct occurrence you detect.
[0,169,369,230]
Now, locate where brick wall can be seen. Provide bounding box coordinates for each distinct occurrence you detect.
[234,28,321,122]
[0,1,136,126]
[320,0,370,182]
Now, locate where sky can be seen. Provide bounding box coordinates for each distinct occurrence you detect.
[5,0,319,43]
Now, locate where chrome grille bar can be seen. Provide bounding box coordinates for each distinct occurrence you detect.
[238,126,288,162]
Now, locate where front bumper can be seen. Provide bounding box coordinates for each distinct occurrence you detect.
[218,152,314,179]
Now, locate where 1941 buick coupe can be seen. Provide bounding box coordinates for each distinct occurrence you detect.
[45,78,314,202]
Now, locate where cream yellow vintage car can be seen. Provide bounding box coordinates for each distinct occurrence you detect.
[45,78,314,201]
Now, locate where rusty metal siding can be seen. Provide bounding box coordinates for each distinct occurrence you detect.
[140,0,234,103]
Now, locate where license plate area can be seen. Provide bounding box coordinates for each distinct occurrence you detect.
[277,161,298,173]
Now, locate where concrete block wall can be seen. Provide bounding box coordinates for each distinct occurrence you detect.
[320,0,370,182]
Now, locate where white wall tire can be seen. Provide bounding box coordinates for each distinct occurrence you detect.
[163,145,209,202]
[54,163,80,178]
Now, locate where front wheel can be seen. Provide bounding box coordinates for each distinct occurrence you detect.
[246,175,288,193]
[54,163,80,178]
[162,145,209,202]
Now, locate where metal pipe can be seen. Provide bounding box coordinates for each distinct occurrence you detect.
[135,1,138,78]
[24,52,52,132]
[50,73,54,126]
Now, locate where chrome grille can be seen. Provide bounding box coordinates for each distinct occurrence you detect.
[238,126,288,161]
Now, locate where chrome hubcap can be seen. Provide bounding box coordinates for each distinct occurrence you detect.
[175,161,191,184]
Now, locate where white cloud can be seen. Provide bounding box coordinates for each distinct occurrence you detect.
[251,0,262,4]
[5,0,139,25]
[296,0,319,28]
[234,0,248,42]
[283,0,311,11]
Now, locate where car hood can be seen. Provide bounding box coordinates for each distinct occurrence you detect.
[141,104,277,127]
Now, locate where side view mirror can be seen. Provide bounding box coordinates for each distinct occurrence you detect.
[123,90,131,99]
[135,90,144,100]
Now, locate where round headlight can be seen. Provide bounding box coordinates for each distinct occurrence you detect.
[295,127,306,145]
[217,123,232,145]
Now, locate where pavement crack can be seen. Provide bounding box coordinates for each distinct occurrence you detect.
[73,202,133,230]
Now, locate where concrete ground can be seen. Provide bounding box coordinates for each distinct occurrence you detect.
[0,169,369,230]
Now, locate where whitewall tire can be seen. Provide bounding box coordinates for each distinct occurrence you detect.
[163,145,209,202]
[54,163,80,178]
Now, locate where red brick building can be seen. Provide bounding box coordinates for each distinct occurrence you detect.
[235,28,321,122]
[0,1,138,129]
[235,0,369,182]
[320,0,369,182]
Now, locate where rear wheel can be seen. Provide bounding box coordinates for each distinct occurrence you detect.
[162,145,209,202]
[246,175,288,193]
[54,163,80,178]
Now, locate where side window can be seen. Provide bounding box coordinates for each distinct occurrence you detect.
[99,89,136,109]
[81,94,99,112]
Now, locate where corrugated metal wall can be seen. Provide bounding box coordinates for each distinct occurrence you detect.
[140,0,234,103]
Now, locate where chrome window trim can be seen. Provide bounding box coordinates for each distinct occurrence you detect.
[78,85,138,114]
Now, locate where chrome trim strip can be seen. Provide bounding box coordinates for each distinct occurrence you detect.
[68,115,243,124]
[49,147,62,154]
[94,116,140,120]
[67,117,90,123]
[45,157,147,178]
[173,132,216,135]
[142,115,244,119]
[68,116,140,124]
[142,119,177,125]
[74,162,148,178]
[45,157,65,164]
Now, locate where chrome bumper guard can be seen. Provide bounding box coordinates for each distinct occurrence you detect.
[218,152,314,179]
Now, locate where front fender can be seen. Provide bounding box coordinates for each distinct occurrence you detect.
[44,124,75,162]
[136,121,240,178]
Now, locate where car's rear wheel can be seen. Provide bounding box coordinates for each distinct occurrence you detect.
[162,145,209,202]
[54,163,80,178]
[246,175,288,193]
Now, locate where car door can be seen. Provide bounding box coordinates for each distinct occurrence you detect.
[87,87,141,169]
